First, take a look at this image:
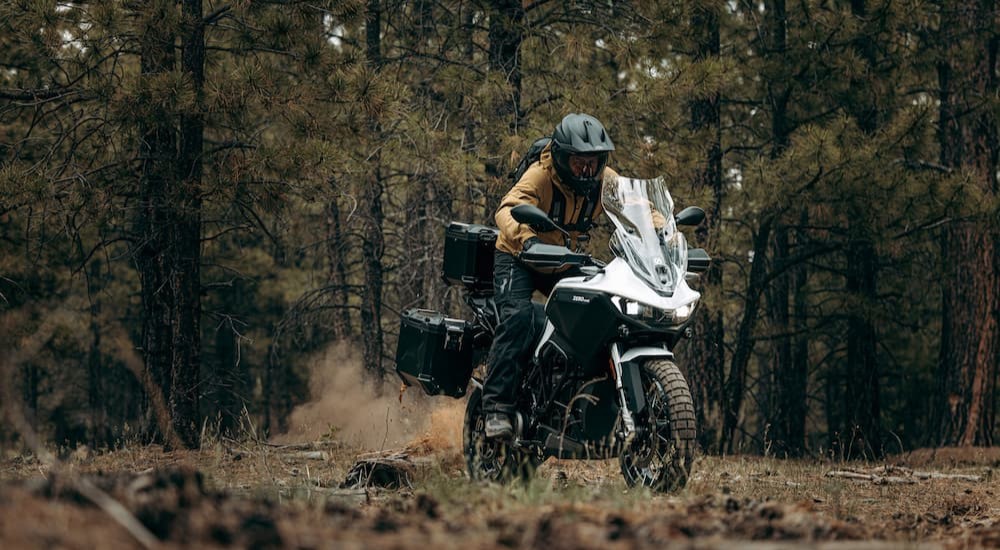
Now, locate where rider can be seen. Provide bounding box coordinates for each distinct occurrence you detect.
[484,113,618,439]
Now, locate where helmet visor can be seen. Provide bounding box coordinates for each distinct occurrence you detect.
[568,153,607,178]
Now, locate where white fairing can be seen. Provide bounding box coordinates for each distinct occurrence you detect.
[558,258,700,311]
[532,176,700,360]
[534,320,556,358]
[533,259,700,359]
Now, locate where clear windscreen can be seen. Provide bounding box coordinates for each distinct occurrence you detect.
[602,176,688,295]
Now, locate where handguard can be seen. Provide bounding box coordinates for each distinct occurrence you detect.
[518,243,590,273]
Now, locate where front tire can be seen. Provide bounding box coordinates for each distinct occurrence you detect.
[619,359,696,492]
[463,387,538,483]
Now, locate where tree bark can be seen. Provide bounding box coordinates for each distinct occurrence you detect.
[755,0,799,456]
[845,238,881,457]
[133,0,204,448]
[487,0,524,135]
[788,219,809,455]
[722,220,773,453]
[360,0,386,383]
[481,0,525,194]
[171,0,205,448]
[86,257,106,445]
[934,0,999,447]
[135,0,179,445]
[325,191,353,340]
[765,226,796,455]
[686,3,725,454]
[834,0,883,459]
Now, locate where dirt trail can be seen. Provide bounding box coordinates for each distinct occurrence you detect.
[1,444,997,549]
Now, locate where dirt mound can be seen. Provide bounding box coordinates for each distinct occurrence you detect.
[0,468,881,549]
[441,496,876,550]
[0,467,872,549]
[4,467,284,548]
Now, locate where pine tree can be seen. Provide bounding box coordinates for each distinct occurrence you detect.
[933,0,999,447]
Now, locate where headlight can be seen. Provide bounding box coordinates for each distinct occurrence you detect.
[616,297,698,326]
[673,301,697,322]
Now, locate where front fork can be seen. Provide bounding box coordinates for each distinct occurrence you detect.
[610,343,637,445]
[610,343,674,447]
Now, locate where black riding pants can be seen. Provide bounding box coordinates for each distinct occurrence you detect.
[483,251,566,414]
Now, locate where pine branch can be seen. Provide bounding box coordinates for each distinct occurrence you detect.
[898,159,953,174]
[204,5,232,24]
[0,88,81,103]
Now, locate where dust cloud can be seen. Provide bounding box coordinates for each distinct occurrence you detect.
[275,342,465,452]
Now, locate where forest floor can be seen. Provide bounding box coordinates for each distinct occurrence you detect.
[1,434,998,550]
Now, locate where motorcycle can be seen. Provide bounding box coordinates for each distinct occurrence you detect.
[395,176,711,491]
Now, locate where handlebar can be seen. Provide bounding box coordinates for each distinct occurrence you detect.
[518,243,600,272]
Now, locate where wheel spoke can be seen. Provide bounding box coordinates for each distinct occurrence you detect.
[464,392,534,483]
[619,360,694,493]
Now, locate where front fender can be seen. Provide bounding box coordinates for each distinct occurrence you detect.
[619,346,673,363]
[613,346,673,418]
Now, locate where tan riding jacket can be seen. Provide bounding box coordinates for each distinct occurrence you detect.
[495,144,619,255]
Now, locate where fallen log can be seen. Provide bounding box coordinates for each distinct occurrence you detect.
[342,454,415,489]
[825,466,983,484]
[871,465,983,482]
[286,451,330,461]
[825,470,916,485]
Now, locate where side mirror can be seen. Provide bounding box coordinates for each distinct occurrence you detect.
[687,248,712,274]
[675,206,706,227]
[511,204,560,233]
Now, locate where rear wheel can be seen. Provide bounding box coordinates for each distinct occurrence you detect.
[463,387,539,483]
[619,359,696,492]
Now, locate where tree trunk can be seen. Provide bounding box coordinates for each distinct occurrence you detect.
[408,178,430,309]
[765,226,795,455]
[487,0,524,135]
[787,219,810,455]
[420,179,445,310]
[135,0,179,446]
[133,0,203,448]
[838,0,883,459]
[722,220,773,453]
[325,190,352,340]
[481,0,524,191]
[686,3,725,454]
[211,271,245,437]
[86,257,106,445]
[845,238,881,457]
[758,0,799,456]
[934,0,999,447]
[849,0,881,135]
[360,0,386,384]
[461,5,482,231]
[360,173,386,383]
[213,309,239,435]
[170,0,205,448]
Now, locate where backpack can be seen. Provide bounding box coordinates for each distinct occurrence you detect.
[509,137,551,184]
[509,136,598,233]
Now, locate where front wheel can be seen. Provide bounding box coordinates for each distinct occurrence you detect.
[463,387,539,483]
[619,359,696,492]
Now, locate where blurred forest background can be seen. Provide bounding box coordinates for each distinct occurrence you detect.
[0,0,996,458]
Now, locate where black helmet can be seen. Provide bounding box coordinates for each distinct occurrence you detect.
[550,113,615,195]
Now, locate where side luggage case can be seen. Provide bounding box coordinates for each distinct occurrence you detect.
[395,309,475,398]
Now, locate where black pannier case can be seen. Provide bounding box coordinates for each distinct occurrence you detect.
[443,222,499,291]
[395,309,474,398]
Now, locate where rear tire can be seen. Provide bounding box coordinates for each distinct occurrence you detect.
[619,359,696,492]
[463,387,539,483]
